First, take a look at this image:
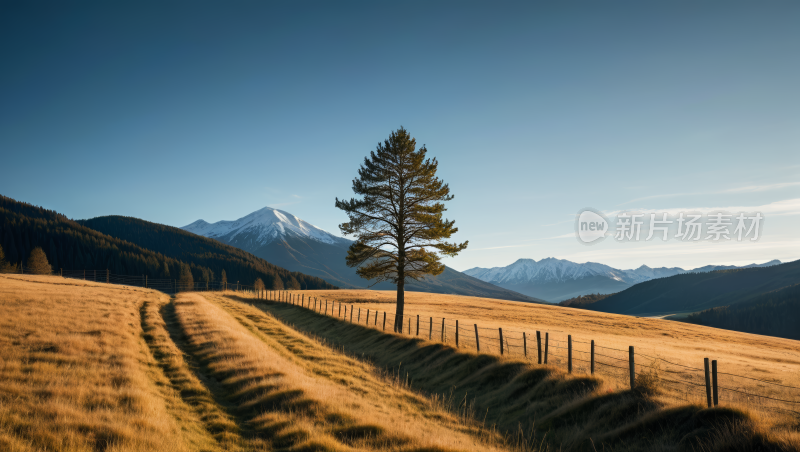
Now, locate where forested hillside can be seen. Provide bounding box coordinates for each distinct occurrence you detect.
[587,259,800,315]
[558,292,614,309]
[685,283,800,340]
[0,195,336,290]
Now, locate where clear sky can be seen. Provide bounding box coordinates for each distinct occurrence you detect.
[2,2,799,272]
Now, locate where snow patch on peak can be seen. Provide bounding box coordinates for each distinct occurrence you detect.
[181,206,343,246]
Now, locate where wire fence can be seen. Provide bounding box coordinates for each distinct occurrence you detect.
[263,290,800,417]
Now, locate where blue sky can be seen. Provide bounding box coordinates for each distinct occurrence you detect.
[2,2,798,271]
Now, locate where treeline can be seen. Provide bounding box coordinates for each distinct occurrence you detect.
[684,283,800,340]
[0,195,337,290]
[558,292,615,309]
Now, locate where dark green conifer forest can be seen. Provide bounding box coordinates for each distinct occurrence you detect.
[0,195,336,291]
[685,283,800,340]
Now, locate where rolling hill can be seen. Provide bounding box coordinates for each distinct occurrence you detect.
[684,283,800,340]
[586,258,800,316]
[181,206,543,302]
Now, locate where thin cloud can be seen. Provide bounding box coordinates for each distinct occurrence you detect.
[605,197,800,219]
[618,182,800,206]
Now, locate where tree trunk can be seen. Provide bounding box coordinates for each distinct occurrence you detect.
[395,278,405,333]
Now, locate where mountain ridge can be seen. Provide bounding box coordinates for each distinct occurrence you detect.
[181,206,544,303]
[463,257,782,302]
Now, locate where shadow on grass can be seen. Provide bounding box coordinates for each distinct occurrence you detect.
[242,297,785,452]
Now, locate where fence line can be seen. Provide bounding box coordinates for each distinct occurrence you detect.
[257,290,800,416]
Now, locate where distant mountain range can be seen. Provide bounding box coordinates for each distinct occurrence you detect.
[463,257,782,302]
[182,207,543,302]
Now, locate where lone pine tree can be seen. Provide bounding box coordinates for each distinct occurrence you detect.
[336,127,467,333]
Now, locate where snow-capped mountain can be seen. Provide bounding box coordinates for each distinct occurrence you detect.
[463,258,781,302]
[181,207,542,302]
[182,207,349,247]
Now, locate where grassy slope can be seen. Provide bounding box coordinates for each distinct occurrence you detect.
[0,275,222,452]
[295,289,800,401]
[174,291,513,451]
[244,296,800,452]
[0,275,519,451]
[3,275,799,451]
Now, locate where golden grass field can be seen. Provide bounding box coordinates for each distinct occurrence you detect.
[0,274,218,452]
[297,289,800,412]
[2,275,799,452]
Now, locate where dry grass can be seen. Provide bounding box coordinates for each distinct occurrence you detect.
[173,291,515,451]
[297,290,800,416]
[246,294,800,452]
[3,274,798,451]
[0,274,216,451]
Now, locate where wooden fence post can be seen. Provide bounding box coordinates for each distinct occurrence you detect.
[358,308,361,323]
[408,317,411,335]
[704,358,712,408]
[383,312,386,331]
[712,360,719,406]
[350,305,354,322]
[499,328,504,355]
[441,318,445,342]
[325,299,328,315]
[591,340,595,374]
[374,310,378,326]
[629,346,636,390]
[523,332,527,358]
[568,335,572,373]
[455,320,459,347]
[474,324,480,352]
[429,317,433,340]
[544,333,549,364]
[416,315,420,336]
[536,331,542,364]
